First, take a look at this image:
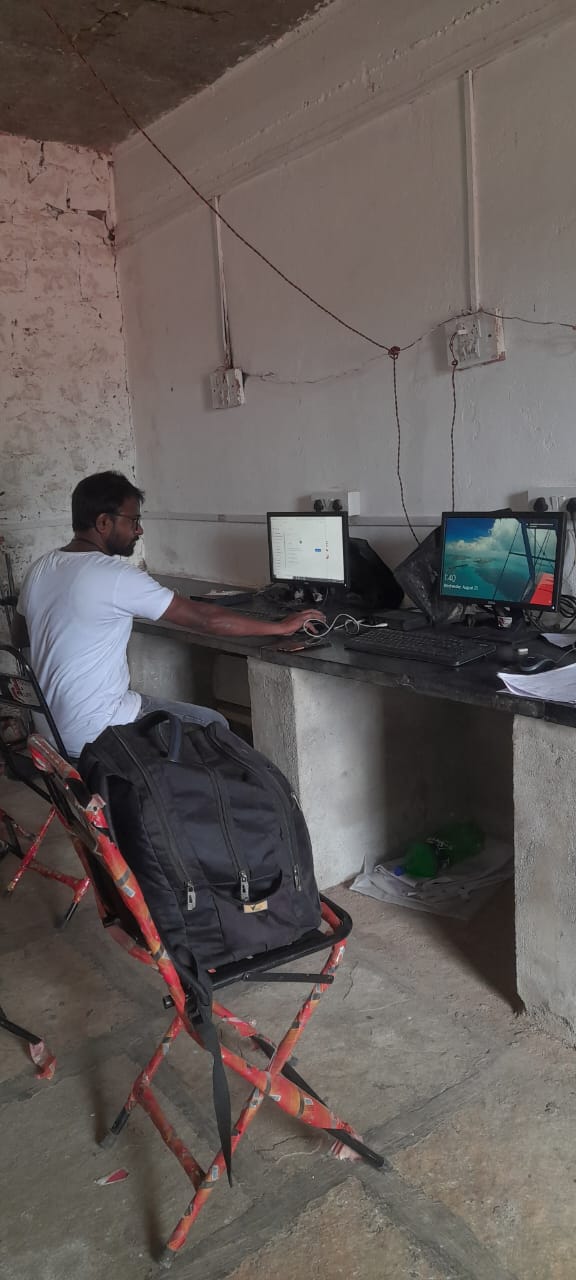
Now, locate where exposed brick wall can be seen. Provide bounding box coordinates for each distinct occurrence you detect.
[0,134,135,590]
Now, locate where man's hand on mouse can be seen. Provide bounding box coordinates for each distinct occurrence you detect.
[277,610,326,636]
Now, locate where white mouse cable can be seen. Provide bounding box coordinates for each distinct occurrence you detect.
[302,614,391,639]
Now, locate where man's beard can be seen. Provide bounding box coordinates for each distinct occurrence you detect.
[106,538,137,557]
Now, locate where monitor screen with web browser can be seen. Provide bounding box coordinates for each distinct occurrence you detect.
[267,512,349,586]
[440,511,566,611]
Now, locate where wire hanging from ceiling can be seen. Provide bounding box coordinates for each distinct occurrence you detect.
[39,5,576,546]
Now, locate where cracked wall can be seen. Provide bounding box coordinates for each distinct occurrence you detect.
[0,133,135,586]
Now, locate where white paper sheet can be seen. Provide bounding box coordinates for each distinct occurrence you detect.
[499,660,576,703]
[542,632,576,648]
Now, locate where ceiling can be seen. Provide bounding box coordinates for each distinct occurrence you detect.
[0,0,330,151]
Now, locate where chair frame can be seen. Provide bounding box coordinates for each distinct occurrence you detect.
[0,1004,57,1080]
[29,733,384,1269]
[0,644,90,925]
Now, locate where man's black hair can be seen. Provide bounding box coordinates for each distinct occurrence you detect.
[72,472,144,532]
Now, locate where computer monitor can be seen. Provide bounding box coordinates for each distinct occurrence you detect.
[267,512,349,587]
[440,511,566,611]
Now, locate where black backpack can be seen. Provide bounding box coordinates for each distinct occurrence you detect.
[79,711,322,1178]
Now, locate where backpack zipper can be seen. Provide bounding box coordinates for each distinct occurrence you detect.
[110,727,197,914]
[207,729,304,893]
[195,741,250,902]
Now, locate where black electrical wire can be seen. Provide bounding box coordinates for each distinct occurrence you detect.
[42,4,392,358]
[389,350,421,546]
[559,594,576,630]
[448,333,459,512]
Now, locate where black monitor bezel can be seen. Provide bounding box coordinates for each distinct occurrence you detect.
[267,511,350,588]
[439,510,566,612]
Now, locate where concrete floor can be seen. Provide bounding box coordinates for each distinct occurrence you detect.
[1,776,575,1280]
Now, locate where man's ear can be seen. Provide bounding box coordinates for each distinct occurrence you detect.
[94,512,112,535]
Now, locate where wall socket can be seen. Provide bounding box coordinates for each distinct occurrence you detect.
[445,310,505,370]
[210,368,245,409]
[309,490,360,515]
[524,488,576,512]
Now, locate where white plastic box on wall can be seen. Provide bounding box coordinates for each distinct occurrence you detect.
[444,311,505,370]
[309,491,361,515]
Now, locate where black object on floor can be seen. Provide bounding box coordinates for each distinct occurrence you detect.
[0,1005,42,1046]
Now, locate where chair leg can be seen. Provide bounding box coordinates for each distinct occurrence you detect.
[159,970,384,1266]
[99,1104,131,1150]
[1,806,90,924]
[97,936,378,1267]
[99,1014,184,1148]
[158,1084,265,1268]
[4,808,57,893]
[58,897,82,930]
[0,1006,57,1081]
[215,995,385,1166]
[57,875,91,929]
[246,1032,384,1168]
[0,1005,41,1044]
[158,1048,382,1268]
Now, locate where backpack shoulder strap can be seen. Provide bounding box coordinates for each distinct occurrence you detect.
[172,946,233,1184]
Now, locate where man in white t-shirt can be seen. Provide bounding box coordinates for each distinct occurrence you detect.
[12,471,323,757]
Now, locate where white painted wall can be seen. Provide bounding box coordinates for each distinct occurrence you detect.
[115,0,576,586]
[0,134,134,587]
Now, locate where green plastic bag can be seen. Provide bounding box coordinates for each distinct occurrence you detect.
[403,821,485,879]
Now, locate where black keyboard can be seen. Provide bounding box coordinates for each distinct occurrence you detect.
[344,628,496,668]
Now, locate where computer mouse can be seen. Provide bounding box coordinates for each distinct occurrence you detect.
[517,654,556,674]
[300,622,325,636]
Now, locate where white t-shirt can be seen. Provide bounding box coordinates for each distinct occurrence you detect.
[18,551,174,756]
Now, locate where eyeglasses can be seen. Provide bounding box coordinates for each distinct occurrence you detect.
[113,511,143,529]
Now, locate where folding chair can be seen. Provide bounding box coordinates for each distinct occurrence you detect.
[29,733,385,1270]
[0,644,90,926]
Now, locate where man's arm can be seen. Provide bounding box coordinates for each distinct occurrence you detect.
[161,594,324,638]
[10,609,30,650]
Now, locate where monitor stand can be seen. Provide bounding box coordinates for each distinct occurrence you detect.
[450,604,541,639]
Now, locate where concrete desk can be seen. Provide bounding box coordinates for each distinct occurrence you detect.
[130,582,576,1045]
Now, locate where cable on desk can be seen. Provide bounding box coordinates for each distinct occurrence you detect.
[302,613,391,639]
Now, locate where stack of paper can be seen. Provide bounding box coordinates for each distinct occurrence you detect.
[499,660,576,704]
